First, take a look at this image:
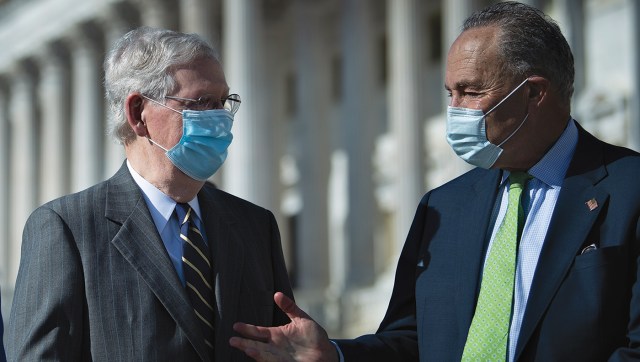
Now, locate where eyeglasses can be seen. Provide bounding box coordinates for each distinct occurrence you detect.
[164,93,241,114]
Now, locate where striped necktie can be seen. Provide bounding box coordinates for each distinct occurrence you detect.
[175,203,214,351]
[462,172,531,361]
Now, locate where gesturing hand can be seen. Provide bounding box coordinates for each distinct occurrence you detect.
[229,292,339,362]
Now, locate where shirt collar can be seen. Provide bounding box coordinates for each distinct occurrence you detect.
[126,160,203,225]
[502,118,578,187]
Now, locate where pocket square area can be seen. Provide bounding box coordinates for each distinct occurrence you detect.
[581,243,597,254]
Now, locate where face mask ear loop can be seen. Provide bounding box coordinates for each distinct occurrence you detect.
[140,94,183,152]
[146,135,169,152]
[497,113,529,147]
[141,94,183,115]
[485,77,530,116]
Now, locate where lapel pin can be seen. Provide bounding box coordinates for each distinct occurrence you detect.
[585,198,598,211]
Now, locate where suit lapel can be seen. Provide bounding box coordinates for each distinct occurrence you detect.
[514,127,609,360]
[105,164,211,361]
[199,186,244,361]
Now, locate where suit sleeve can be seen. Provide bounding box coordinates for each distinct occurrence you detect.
[7,206,86,361]
[334,193,431,361]
[267,211,295,326]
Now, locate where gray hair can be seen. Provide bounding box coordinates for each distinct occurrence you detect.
[104,26,219,144]
[463,1,575,105]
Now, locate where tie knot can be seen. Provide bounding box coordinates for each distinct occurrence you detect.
[175,203,192,225]
[508,171,531,190]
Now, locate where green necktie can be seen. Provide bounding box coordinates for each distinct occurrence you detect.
[462,172,531,361]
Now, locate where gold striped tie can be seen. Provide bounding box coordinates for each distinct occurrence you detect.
[175,203,214,350]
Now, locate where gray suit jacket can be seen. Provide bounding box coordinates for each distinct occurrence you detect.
[8,163,293,361]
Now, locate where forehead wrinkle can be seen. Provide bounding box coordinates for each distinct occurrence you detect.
[463,59,502,90]
[447,37,488,82]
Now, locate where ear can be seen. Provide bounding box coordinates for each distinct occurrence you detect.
[125,93,148,137]
[526,76,550,108]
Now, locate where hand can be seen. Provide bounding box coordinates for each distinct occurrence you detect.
[229,292,339,362]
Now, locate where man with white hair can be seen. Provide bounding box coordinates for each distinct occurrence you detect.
[8,27,293,361]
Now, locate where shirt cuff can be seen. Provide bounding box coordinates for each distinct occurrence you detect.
[329,340,345,362]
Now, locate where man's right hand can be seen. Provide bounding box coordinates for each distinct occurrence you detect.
[229,292,339,362]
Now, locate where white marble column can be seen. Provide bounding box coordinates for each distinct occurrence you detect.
[101,8,133,177]
[9,62,39,285]
[260,8,293,264]
[340,0,376,287]
[388,0,424,250]
[626,0,640,150]
[554,0,585,96]
[68,24,105,192]
[443,0,473,100]
[0,84,10,291]
[222,0,275,209]
[36,42,71,203]
[180,0,219,47]
[140,0,178,29]
[289,1,331,290]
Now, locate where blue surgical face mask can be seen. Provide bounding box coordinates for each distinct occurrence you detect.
[142,96,234,181]
[446,78,529,169]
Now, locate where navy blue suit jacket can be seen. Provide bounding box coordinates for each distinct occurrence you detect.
[337,124,640,361]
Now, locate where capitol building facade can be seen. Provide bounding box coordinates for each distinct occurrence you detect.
[1,0,639,338]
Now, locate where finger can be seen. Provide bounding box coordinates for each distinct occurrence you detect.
[233,322,270,342]
[229,337,266,360]
[273,292,311,321]
[229,337,283,362]
[229,336,261,351]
